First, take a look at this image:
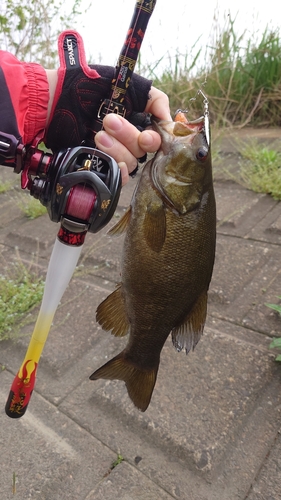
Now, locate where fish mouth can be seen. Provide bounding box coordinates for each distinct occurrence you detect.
[152,111,210,148]
[174,109,210,146]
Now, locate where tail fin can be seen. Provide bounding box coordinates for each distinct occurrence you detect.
[89,352,158,412]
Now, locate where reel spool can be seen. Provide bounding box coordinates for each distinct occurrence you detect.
[29,146,122,234]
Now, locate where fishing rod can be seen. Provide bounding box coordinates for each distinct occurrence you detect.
[4,0,157,418]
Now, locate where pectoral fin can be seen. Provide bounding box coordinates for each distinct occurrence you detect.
[96,284,129,337]
[144,202,166,253]
[108,207,131,236]
[171,290,208,354]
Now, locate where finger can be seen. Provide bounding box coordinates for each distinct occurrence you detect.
[138,129,161,153]
[95,130,138,173]
[102,113,161,154]
[145,87,172,121]
[118,162,129,186]
[101,114,146,159]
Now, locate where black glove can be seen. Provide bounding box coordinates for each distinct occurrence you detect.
[45,31,152,152]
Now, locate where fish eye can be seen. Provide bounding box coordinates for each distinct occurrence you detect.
[196,147,208,161]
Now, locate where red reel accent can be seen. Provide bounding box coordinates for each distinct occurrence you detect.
[57,227,87,246]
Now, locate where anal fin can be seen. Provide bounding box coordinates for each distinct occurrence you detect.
[171,290,208,354]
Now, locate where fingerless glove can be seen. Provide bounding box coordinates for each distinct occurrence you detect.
[45,31,152,151]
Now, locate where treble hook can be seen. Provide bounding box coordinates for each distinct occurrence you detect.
[173,87,210,146]
[188,88,210,146]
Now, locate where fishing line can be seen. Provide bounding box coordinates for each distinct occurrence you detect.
[109,0,145,104]
[89,0,146,160]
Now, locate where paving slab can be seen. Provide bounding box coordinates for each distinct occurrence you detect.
[84,461,175,500]
[246,203,281,245]
[213,128,281,155]
[0,277,126,406]
[58,321,281,500]
[1,129,281,500]
[210,235,281,335]
[246,431,281,500]
[215,182,279,240]
[0,370,174,500]
[0,190,22,229]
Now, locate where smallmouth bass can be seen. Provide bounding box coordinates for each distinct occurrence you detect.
[90,112,216,411]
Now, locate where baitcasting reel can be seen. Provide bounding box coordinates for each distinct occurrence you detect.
[0,131,121,234]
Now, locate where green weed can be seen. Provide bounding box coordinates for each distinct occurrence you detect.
[0,181,14,194]
[111,454,124,469]
[266,297,281,362]
[17,194,47,219]
[269,337,281,362]
[0,253,44,341]
[102,453,125,480]
[239,142,281,200]
[143,16,281,128]
[266,298,281,316]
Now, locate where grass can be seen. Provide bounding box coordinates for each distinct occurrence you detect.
[12,471,16,495]
[266,297,281,362]
[0,252,44,341]
[140,15,281,201]
[110,454,124,469]
[269,338,281,362]
[102,453,125,480]
[0,181,14,194]
[239,141,281,200]
[143,16,281,128]
[17,194,47,219]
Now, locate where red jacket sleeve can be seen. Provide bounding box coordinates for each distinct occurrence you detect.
[0,51,49,145]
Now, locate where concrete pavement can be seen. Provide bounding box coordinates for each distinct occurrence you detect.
[0,128,281,499]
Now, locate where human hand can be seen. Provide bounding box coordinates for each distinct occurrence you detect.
[95,87,172,185]
[45,31,171,185]
[45,60,153,153]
